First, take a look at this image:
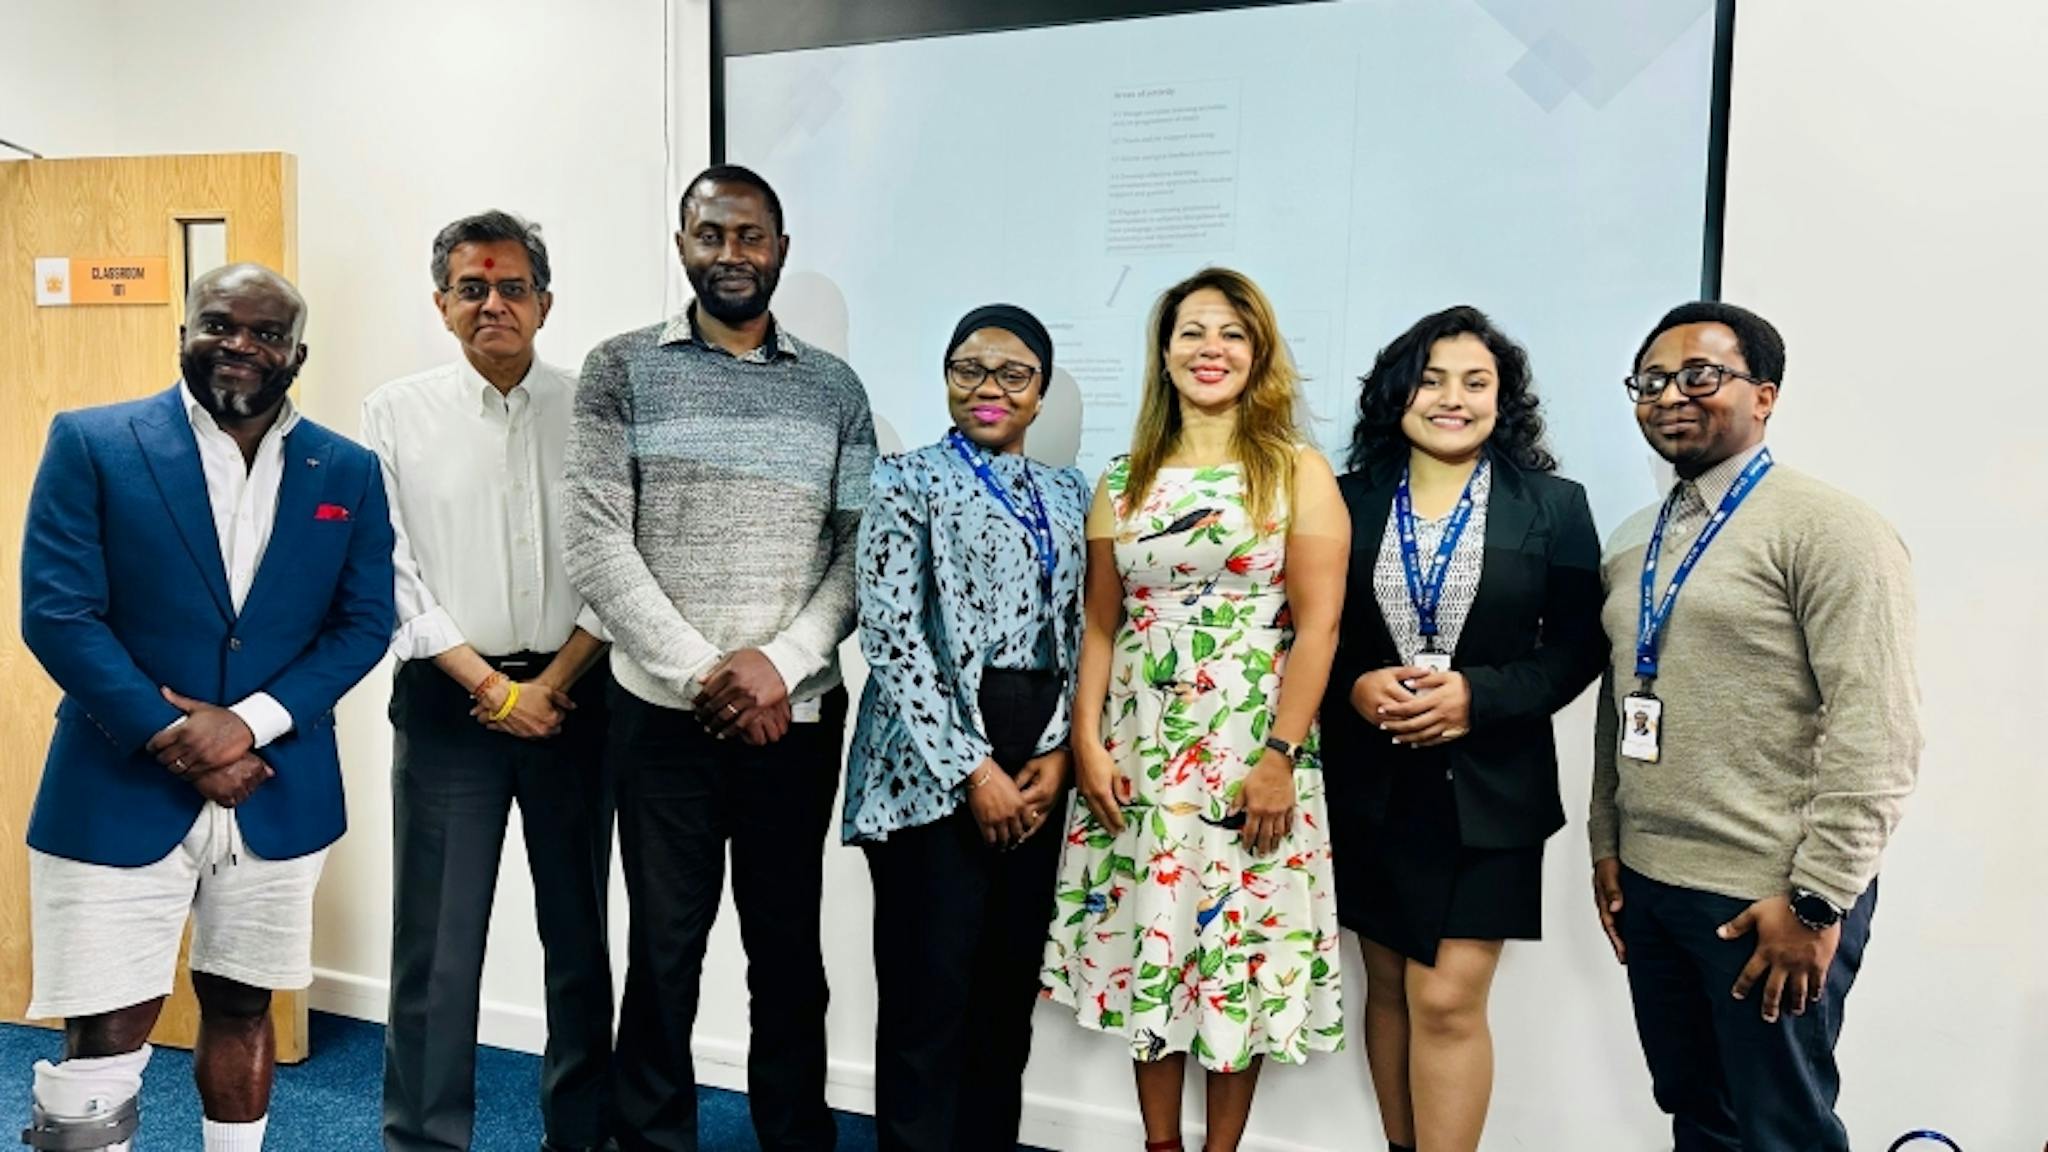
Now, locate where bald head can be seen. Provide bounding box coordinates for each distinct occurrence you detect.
[180,262,310,424]
[186,263,307,342]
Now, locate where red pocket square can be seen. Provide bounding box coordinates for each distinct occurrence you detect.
[314,503,351,522]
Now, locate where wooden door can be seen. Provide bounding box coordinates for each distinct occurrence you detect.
[0,153,309,1061]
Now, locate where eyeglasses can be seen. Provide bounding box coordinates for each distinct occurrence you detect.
[444,278,538,304]
[946,359,1041,394]
[1623,363,1759,403]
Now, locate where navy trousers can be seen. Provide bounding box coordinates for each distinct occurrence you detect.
[1619,866,1877,1152]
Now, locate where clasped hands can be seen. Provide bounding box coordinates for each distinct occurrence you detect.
[146,687,271,807]
[469,675,576,739]
[1351,666,1471,747]
[692,650,791,746]
[966,747,1070,850]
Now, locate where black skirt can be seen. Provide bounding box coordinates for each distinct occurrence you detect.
[1334,751,1543,967]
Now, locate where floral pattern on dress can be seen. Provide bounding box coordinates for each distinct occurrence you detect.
[1041,460,1344,1070]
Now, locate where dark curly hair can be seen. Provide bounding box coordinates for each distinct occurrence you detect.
[1346,305,1556,474]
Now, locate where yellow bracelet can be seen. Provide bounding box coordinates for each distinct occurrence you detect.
[488,681,521,723]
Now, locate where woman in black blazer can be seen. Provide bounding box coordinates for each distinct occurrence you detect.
[1322,307,1606,1152]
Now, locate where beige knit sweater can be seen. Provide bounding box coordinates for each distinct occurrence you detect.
[1588,459,1921,909]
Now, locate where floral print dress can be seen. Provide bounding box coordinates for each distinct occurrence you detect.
[1041,460,1344,1071]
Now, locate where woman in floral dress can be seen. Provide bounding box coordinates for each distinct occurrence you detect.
[1042,268,1351,1152]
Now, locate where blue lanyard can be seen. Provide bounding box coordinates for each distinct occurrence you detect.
[1395,459,1486,649]
[1636,448,1774,683]
[946,430,1057,600]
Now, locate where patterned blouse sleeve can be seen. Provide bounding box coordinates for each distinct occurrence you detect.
[1030,465,1092,756]
[857,453,994,786]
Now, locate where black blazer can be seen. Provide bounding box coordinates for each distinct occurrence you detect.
[1320,450,1607,849]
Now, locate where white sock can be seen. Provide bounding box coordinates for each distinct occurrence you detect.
[31,1044,149,1151]
[203,1114,268,1151]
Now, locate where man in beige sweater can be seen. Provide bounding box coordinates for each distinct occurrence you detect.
[1589,302,1920,1152]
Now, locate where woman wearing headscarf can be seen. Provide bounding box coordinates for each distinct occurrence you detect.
[845,304,1090,1152]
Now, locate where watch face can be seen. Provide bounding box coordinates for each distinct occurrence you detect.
[1792,892,1840,927]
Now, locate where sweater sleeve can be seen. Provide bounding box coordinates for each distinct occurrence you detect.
[1588,665,1622,862]
[1785,499,1921,909]
[563,338,724,697]
[759,378,877,693]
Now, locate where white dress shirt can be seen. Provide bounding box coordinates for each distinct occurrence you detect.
[181,386,298,747]
[361,357,602,662]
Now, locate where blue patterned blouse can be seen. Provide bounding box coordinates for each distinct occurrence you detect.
[843,437,1090,842]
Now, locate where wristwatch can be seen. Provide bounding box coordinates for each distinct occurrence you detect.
[1261,735,1302,764]
[1790,888,1843,932]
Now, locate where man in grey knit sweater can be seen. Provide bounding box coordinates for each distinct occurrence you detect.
[564,166,875,1152]
[1589,302,1920,1152]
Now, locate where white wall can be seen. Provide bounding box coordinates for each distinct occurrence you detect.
[1714,4,2048,1147]
[0,0,671,1055]
[6,1,2044,1149]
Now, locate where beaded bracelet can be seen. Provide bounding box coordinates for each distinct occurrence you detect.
[470,670,508,702]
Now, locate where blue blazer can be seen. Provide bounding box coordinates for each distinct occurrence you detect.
[20,385,396,866]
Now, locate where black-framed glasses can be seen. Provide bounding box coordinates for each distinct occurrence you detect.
[946,359,1041,394]
[1623,363,1759,403]
[445,278,538,304]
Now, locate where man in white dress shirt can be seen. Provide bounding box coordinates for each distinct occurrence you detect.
[363,212,615,1152]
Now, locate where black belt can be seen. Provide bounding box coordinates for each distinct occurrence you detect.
[484,650,556,677]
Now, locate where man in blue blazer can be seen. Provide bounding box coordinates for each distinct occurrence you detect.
[18,264,394,1152]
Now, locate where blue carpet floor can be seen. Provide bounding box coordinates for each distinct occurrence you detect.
[1,1012,927,1150]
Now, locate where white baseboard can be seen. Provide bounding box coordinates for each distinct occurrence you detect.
[309,967,549,1054]
[307,969,1331,1152]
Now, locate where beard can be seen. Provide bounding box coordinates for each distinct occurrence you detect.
[688,262,779,325]
[181,351,300,422]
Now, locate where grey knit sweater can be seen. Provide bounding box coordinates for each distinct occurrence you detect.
[563,309,876,710]
[1588,453,1921,910]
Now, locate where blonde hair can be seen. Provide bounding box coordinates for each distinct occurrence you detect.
[1120,267,1303,528]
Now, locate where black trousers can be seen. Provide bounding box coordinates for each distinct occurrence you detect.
[610,685,848,1152]
[1620,866,1877,1152]
[382,655,616,1152]
[863,670,1062,1152]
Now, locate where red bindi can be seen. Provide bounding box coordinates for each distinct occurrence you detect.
[483,257,495,269]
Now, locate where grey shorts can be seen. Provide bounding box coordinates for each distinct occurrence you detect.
[27,804,326,1020]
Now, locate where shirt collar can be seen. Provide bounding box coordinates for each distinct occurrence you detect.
[457,356,551,415]
[1679,441,1770,509]
[659,302,802,364]
[181,381,301,441]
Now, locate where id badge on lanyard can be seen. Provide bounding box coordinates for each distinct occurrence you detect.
[947,430,1058,606]
[1619,693,1663,763]
[1626,449,1773,763]
[1396,461,1483,681]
